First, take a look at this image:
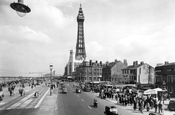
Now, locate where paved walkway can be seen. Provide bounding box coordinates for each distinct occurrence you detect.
[0,83,39,106]
[36,86,58,115]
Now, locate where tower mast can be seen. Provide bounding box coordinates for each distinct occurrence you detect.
[75,4,86,61]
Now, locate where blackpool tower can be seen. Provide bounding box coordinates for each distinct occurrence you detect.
[75,4,86,61]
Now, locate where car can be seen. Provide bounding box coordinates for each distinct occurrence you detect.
[83,87,91,92]
[104,106,118,115]
[62,88,67,93]
[149,112,162,115]
[168,100,175,111]
[76,88,81,93]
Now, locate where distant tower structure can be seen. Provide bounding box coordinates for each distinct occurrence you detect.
[75,4,86,60]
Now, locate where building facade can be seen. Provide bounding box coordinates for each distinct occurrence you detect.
[122,61,155,88]
[102,61,115,81]
[111,60,127,84]
[155,62,175,97]
[76,60,102,82]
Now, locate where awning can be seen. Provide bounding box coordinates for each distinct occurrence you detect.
[144,89,157,95]
[67,76,72,78]
[153,88,167,92]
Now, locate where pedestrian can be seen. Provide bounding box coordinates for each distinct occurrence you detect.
[154,98,158,113]
[8,85,12,96]
[0,84,2,92]
[50,83,54,96]
[11,84,15,95]
[139,98,144,113]
[158,99,163,113]
[19,87,24,96]
[133,97,137,110]
[0,90,4,102]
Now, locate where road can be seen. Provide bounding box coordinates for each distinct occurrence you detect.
[56,82,131,115]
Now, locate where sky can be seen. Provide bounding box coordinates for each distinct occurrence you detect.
[1,0,175,77]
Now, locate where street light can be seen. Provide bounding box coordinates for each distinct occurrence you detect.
[50,64,53,82]
[10,0,31,17]
[162,81,166,115]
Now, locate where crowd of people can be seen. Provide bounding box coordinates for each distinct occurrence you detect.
[97,85,167,114]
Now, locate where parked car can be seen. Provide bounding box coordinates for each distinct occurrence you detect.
[168,100,175,111]
[76,88,81,93]
[149,112,162,115]
[62,88,67,93]
[104,106,118,115]
[83,87,91,92]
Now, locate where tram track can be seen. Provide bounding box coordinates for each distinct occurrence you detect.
[0,86,43,110]
[0,86,49,115]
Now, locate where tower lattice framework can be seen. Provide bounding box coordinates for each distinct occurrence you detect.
[75,4,86,61]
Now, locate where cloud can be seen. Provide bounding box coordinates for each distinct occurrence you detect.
[1,0,175,76]
[0,25,51,44]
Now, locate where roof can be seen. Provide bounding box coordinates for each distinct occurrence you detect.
[156,62,175,67]
[108,62,116,68]
[122,63,145,70]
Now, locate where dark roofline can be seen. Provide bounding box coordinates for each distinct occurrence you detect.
[122,63,150,70]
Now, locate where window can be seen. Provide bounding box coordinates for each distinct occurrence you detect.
[134,76,136,80]
[155,69,161,72]
[173,76,175,82]
[166,69,171,71]
[171,76,174,83]
[167,76,171,83]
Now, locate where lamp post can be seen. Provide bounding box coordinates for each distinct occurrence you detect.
[50,64,53,83]
[10,0,31,17]
[162,81,166,115]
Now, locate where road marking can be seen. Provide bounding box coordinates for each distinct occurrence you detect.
[88,105,91,109]
[77,95,79,97]
[34,88,49,108]
[81,99,84,102]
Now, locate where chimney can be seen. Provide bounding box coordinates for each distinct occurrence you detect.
[106,61,109,65]
[135,61,138,65]
[165,61,169,65]
[140,61,144,65]
[100,61,102,65]
[114,59,118,63]
[133,61,135,66]
[123,59,128,66]
[96,60,98,63]
[89,60,92,66]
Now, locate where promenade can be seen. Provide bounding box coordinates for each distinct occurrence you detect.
[0,83,53,115]
[0,83,38,106]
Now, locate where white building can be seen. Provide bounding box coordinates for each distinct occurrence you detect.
[67,50,82,76]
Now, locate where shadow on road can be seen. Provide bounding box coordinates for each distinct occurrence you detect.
[89,104,97,108]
